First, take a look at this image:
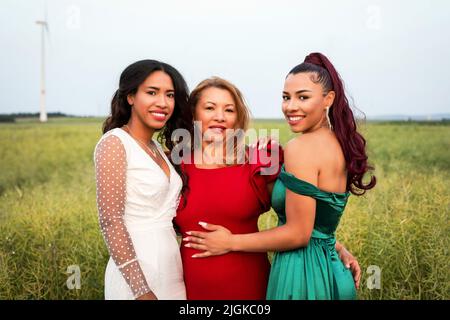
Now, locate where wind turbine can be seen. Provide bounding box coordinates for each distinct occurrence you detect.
[36,15,48,122]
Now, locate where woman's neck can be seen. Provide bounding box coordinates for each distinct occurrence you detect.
[126,118,155,143]
[198,140,228,167]
[304,116,331,135]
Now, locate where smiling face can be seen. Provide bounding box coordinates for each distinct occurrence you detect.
[194,87,238,142]
[127,70,175,131]
[282,72,335,133]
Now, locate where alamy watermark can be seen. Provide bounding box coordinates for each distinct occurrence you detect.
[170,123,280,176]
[66,264,81,290]
[366,265,381,289]
[66,5,81,30]
[366,5,382,30]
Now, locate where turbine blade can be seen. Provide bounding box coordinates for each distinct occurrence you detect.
[44,0,48,22]
[43,1,51,49]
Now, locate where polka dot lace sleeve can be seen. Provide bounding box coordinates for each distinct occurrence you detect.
[94,135,152,299]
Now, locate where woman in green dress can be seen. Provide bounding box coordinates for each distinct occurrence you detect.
[184,52,376,300]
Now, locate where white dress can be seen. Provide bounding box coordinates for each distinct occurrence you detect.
[94,127,186,300]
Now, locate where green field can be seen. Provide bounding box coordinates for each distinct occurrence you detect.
[0,118,449,299]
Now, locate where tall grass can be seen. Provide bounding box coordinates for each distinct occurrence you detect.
[0,120,105,299]
[0,118,449,299]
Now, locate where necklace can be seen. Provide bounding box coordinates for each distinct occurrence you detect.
[123,125,158,158]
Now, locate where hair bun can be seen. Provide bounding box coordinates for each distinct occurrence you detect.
[304,52,326,68]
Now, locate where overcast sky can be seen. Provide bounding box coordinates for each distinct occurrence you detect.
[0,0,449,118]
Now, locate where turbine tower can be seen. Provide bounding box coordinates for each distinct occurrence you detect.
[36,19,48,122]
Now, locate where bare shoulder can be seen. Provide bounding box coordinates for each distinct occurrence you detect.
[284,134,318,163]
[284,135,319,186]
[285,133,315,147]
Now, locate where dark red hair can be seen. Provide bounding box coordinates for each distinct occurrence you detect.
[288,52,376,195]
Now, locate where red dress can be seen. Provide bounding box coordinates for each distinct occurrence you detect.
[174,145,282,300]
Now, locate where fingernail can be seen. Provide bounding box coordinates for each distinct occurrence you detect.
[199,221,207,227]
[191,255,197,258]
[183,237,189,241]
[346,264,350,268]
[186,231,192,235]
[185,243,191,247]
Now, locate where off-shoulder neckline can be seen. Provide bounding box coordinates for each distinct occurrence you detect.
[281,164,350,197]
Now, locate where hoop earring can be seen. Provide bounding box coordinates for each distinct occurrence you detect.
[326,106,333,131]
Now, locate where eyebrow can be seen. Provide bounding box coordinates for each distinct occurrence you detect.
[283,90,312,94]
[205,101,235,108]
[146,86,174,92]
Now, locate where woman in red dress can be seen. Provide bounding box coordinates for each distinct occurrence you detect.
[174,77,281,299]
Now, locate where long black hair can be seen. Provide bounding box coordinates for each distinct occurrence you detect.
[103,59,192,197]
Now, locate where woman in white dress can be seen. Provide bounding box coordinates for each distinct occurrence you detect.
[94,60,190,300]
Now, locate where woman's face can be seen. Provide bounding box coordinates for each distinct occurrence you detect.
[194,87,238,142]
[282,72,335,133]
[127,70,175,130]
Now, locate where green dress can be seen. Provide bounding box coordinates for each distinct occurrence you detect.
[266,165,356,300]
